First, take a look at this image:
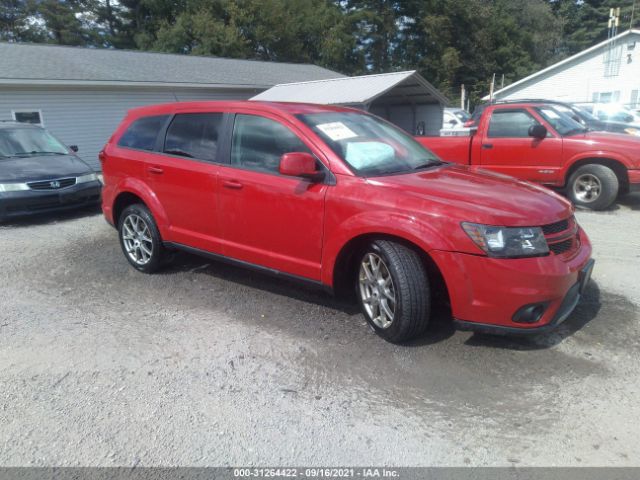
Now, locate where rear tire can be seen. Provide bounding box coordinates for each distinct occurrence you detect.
[567,164,618,210]
[356,240,430,343]
[118,204,166,273]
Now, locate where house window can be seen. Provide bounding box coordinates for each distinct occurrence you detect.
[592,91,620,103]
[12,110,43,126]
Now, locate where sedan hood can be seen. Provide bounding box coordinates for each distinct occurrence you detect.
[370,165,573,226]
[0,154,94,183]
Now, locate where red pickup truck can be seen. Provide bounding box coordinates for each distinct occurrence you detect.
[416,101,640,210]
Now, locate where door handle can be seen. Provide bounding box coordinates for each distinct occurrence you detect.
[148,166,164,174]
[482,143,493,149]
[223,180,243,190]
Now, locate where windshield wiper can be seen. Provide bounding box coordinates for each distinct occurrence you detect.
[164,149,194,158]
[414,159,445,170]
[563,128,588,136]
[13,151,67,156]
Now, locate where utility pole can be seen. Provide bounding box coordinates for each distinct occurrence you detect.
[489,73,496,102]
[461,84,466,110]
[631,0,637,29]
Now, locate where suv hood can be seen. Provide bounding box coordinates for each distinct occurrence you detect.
[0,154,94,183]
[371,165,573,226]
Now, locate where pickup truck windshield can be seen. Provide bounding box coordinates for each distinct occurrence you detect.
[535,106,588,136]
[0,127,68,158]
[297,112,442,176]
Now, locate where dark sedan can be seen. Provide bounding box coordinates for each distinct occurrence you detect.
[0,122,102,222]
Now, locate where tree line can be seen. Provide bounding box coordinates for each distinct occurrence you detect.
[1,0,639,105]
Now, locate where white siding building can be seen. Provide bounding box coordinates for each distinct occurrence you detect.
[0,43,343,170]
[488,29,640,107]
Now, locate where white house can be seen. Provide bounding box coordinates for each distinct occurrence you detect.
[0,43,343,170]
[487,29,640,107]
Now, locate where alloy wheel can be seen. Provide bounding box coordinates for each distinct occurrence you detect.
[358,253,396,329]
[121,213,154,266]
[573,173,602,203]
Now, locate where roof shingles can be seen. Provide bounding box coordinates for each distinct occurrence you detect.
[0,42,343,87]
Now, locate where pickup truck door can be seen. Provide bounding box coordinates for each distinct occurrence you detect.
[478,107,563,185]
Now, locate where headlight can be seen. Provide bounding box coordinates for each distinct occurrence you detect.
[461,222,549,258]
[0,182,29,192]
[624,128,640,136]
[76,173,99,184]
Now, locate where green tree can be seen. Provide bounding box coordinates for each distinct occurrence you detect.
[0,0,39,41]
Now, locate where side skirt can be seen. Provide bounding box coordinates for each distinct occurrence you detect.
[163,241,333,294]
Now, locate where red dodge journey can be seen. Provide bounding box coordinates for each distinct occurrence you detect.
[100,101,594,343]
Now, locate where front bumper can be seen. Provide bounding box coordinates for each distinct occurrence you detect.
[431,227,593,334]
[628,169,640,193]
[0,181,102,221]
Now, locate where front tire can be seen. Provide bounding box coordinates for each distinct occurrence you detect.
[567,164,618,210]
[356,240,430,343]
[118,204,166,273]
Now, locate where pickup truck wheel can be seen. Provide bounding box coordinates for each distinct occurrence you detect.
[568,164,618,210]
[118,204,166,273]
[357,240,430,343]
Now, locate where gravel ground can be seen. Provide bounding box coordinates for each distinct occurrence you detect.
[1,195,639,467]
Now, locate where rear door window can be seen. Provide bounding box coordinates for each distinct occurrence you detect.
[163,113,224,162]
[487,109,540,138]
[230,114,310,174]
[118,115,168,151]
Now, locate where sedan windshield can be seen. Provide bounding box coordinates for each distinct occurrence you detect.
[0,127,68,158]
[297,112,442,176]
[535,106,588,136]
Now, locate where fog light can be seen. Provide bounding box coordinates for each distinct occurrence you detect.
[512,303,548,324]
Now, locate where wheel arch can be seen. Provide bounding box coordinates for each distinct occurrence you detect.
[110,178,169,232]
[330,232,450,305]
[565,157,629,192]
[113,191,146,226]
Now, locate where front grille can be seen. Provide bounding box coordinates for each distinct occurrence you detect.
[541,218,570,235]
[549,238,573,255]
[28,177,76,190]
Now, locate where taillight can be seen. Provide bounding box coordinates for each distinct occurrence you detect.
[463,120,475,127]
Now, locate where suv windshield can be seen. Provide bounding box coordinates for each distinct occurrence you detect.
[0,127,68,158]
[535,106,588,136]
[297,112,442,176]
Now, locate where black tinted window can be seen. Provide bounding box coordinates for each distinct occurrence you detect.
[164,113,223,162]
[488,110,539,138]
[231,115,309,173]
[118,115,168,151]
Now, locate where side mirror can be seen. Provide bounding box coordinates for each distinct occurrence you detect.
[528,125,547,139]
[279,152,324,182]
[69,145,79,153]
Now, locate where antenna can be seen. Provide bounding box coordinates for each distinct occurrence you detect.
[605,7,623,77]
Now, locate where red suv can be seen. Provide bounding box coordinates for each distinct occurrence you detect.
[101,101,594,343]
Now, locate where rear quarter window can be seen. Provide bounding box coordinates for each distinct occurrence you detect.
[117,115,168,151]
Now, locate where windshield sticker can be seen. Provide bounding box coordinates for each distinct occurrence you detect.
[345,141,395,169]
[317,122,358,141]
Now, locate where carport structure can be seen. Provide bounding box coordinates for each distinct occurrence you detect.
[251,70,448,136]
